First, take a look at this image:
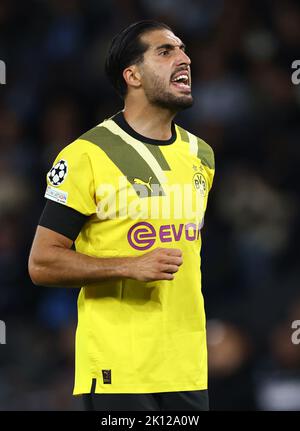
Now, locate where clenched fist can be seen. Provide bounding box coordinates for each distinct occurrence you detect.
[126,247,183,282]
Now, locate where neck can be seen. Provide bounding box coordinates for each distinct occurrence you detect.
[123,99,176,141]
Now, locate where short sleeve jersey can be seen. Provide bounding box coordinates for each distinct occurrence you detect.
[44,112,215,394]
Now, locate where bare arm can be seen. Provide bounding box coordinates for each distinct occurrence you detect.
[28,226,183,287]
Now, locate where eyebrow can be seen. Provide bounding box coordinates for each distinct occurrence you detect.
[155,43,186,51]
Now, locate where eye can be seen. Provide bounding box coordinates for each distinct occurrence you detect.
[159,50,169,56]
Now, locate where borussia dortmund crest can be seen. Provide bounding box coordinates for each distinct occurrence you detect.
[193,172,207,196]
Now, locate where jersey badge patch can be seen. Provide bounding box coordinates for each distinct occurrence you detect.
[47,159,68,187]
[193,172,207,196]
[45,185,68,204]
[102,369,111,384]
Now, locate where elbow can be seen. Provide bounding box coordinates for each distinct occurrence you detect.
[28,260,44,286]
[28,255,50,286]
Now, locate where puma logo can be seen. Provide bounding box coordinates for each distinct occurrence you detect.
[133,176,153,192]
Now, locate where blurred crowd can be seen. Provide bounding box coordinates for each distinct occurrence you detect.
[0,0,299,410]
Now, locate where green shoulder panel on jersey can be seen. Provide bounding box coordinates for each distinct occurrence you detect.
[79,125,166,197]
[197,137,215,170]
[143,144,171,171]
[177,125,190,144]
[177,125,214,170]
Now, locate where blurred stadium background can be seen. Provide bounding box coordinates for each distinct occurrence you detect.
[0,0,300,410]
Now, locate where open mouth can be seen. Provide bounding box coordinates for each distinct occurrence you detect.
[171,72,191,92]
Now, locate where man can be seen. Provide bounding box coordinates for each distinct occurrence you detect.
[28,20,215,411]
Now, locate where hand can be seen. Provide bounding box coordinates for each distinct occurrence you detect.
[126,247,183,282]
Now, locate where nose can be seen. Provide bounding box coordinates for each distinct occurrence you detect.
[176,47,191,66]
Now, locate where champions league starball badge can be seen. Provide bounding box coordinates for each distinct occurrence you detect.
[47,159,68,187]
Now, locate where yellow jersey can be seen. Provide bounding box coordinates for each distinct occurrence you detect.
[44,111,215,394]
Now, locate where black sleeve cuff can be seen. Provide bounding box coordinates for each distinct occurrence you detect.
[38,200,88,241]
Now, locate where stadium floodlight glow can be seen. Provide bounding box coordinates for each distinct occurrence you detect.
[0,60,6,85]
[0,320,6,344]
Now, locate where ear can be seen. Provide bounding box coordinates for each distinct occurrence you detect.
[123,65,142,90]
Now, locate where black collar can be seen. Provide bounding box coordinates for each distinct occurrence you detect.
[111,111,177,146]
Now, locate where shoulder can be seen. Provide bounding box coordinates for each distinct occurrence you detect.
[176,124,215,170]
[57,121,113,159]
[78,118,120,147]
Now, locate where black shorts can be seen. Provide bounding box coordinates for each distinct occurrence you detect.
[82,390,209,411]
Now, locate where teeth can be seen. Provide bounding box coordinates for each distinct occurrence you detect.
[173,74,188,82]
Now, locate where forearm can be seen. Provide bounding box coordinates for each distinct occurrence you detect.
[29,246,132,287]
[28,226,183,286]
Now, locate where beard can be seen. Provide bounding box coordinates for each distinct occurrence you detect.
[143,71,193,111]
